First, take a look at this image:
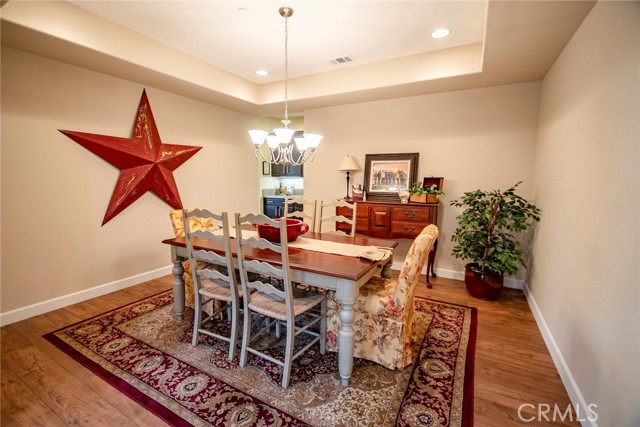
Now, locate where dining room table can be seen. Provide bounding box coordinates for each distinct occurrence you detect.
[162,230,398,387]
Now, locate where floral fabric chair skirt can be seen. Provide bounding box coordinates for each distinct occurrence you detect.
[325,275,416,370]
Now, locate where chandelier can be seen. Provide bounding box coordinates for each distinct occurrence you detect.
[248,6,323,166]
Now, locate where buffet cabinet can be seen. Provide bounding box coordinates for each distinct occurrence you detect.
[336,200,438,239]
[336,200,439,286]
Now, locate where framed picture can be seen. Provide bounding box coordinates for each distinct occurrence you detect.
[262,161,271,176]
[363,153,419,200]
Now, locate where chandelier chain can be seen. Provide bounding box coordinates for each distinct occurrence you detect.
[283,11,289,126]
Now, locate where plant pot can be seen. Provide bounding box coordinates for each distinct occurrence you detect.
[464,263,504,300]
[427,194,439,203]
[409,193,426,203]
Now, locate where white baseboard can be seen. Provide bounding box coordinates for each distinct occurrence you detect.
[1,263,524,326]
[523,284,598,427]
[0,266,173,327]
[389,262,524,289]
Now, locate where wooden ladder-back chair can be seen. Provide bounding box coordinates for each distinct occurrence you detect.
[183,209,242,361]
[325,224,439,370]
[284,197,317,232]
[234,213,326,388]
[317,199,357,235]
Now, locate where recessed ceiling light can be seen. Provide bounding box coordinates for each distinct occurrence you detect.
[431,28,451,39]
[237,7,248,14]
[255,69,268,76]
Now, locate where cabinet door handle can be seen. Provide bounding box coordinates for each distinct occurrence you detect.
[404,225,416,231]
[404,211,416,218]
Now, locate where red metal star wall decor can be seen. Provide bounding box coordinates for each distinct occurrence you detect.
[60,89,202,225]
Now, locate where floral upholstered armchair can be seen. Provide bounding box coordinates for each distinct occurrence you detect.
[169,209,220,310]
[325,224,439,370]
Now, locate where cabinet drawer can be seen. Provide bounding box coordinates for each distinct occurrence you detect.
[370,206,391,232]
[355,218,369,232]
[391,206,432,222]
[355,204,369,218]
[391,221,428,237]
[336,205,356,217]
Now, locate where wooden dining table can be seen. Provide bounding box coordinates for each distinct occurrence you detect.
[162,231,398,387]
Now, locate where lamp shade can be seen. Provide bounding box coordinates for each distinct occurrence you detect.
[338,155,360,171]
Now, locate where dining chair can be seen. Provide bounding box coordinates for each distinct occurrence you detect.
[317,199,357,235]
[183,209,243,361]
[284,197,317,232]
[325,224,439,370]
[234,212,326,388]
[169,209,220,311]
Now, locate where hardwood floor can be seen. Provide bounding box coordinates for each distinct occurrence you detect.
[1,274,578,426]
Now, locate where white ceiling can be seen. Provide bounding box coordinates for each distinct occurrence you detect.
[1,1,596,117]
[68,0,487,84]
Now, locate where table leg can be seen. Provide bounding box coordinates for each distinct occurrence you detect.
[426,238,438,288]
[336,279,357,387]
[170,246,185,321]
[381,258,393,279]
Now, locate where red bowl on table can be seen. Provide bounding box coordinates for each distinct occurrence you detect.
[256,218,309,243]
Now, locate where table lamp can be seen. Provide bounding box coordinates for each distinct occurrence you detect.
[338,155,360,199]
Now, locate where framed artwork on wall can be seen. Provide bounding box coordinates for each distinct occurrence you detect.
[363,153,419,200]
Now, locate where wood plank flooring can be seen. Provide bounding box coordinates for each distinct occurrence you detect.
[1,275,578,426]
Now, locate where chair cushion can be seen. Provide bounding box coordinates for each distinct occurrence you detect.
[248,290,325,321]
[200,278,244,302]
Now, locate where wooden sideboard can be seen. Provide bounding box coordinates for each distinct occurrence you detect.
[337,200,439,287]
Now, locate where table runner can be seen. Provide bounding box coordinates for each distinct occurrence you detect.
[212,228,391,261]
[289,237,391,261]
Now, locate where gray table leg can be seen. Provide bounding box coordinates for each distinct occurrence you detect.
[381,259,393,279]
[171,246,185,322]
[336,279,357,387]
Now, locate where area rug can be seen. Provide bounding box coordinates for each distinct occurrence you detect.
[44,290,476,427]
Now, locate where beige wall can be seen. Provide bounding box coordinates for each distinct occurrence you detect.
[304,82,541,280]
[533,1,639,426]
[2,5,638,424]
[1,47,260,313]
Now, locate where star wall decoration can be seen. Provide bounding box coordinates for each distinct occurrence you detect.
[60,89,202,225]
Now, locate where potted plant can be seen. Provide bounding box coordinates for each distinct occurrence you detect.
[450,182,541,300]
[409,182,427,203]
[424,184,445,203]
[409,182,444,203]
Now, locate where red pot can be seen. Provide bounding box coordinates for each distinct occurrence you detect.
[464,263,504,300]
[256,218,309,243]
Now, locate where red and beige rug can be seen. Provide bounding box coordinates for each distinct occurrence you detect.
[44,290,476,427]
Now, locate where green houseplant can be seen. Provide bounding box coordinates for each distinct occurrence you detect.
[410,182,444,203]
[450,182,541,299]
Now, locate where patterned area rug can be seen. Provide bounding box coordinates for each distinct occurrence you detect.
[44,290,476,427]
